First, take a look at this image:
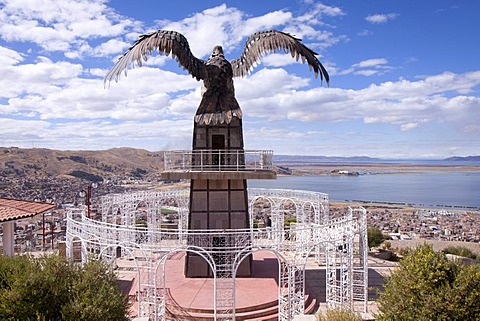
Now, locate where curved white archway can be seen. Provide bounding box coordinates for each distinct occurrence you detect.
[66,188,368,320]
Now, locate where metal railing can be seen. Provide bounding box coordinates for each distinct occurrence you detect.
[163,150,273,172]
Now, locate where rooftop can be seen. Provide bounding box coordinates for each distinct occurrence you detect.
[0,198,55,223]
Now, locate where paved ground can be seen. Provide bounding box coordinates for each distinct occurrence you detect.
[164,251,279,311]
[305,255,397,320]
[117,253,397,320]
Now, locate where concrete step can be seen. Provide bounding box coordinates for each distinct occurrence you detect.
[166,293,316,320]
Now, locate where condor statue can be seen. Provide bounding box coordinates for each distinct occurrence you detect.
[105,29,329,125]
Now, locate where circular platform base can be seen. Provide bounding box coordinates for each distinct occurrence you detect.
[163,251,317,320]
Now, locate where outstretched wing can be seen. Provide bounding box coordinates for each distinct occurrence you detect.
[104,30,206,84]
[230,30,329,85]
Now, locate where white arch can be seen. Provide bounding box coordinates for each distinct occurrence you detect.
[66,188,367,320]
[98,243,143,315]
[153,247,217,321]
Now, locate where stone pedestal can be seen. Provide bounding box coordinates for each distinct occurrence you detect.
[185,177,252,277]
[185,118,252,277]
[161,117,276,278]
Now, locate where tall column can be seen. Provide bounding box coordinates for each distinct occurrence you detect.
[162,116,276,278]
[2,221,15,256]
[185,118,252,277]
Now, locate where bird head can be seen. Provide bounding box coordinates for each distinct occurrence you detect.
[211,45,224,58]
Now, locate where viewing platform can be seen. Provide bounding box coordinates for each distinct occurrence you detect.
[161,150,277,180]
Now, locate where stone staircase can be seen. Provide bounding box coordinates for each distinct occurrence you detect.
[165,290,317,321]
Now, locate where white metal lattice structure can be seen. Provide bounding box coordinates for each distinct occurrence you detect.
[66,188,367,320]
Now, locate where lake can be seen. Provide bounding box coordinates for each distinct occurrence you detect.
[249,171,480,210]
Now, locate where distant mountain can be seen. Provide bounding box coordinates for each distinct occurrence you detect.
[273,155,380,164]
[5,147,476,184]
[444,155,480,161]
[0,147,164,181]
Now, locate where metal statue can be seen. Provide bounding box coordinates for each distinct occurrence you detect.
[105,30,329,125]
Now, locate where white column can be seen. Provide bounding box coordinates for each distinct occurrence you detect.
[2,221,15,256]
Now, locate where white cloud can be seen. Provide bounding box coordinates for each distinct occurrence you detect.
[0,45,24,65]
[0,57,83,97]
[365,13,399,24]
[240,10,293,38]
[0,118,193,150]
[0,2,478,158]
[4,57,478,136]
[296,2,345,25]
[400,123,418,131]
[155,3,343,58]
[0,117,51,142]
[358,29,372,36]
[92,38,130,57]
[0,0,139,57]
[261,54,303,67]
[238,70,480,135]
[156,4,244,57]
[341,58,392,77]
[355,70,379,76]
[354,58,388,68]
[463,125,480,133]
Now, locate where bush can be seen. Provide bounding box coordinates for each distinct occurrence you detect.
[284,217,296,227]
[376,244,480,321]
[68,170,103,183]
[161,208,177,215]
[317,308,362,321]
[367,227,386,249]
[442,246,479,260]
[0,255,73,320]
[61,260,130,321]
[0,254,129,321]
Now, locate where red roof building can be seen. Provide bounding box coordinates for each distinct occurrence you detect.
[1,198,55,256]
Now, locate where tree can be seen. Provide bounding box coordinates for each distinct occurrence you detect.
[0,254,129,321]
[376,244,480,321]
[367,227,386,249]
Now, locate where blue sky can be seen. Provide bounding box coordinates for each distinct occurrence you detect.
[0,0,479,158]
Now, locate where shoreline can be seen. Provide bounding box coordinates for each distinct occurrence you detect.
[273,163,480,211]
[157,180,480,245]
[158,181,480,214]
[331,200,479,213]
[331,199,480,212]
[157,163,479,212]
[282,163,480,176]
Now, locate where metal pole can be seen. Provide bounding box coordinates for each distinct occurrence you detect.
[42,212,45,250]
[51,214,54,249]
[87,185,91,218]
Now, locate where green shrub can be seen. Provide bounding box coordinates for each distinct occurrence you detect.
[377,244,480,321]
[284,217,296,227]
[0,254,129,321]
[367,227,386,249]
[317,308,362,321]
[160,208,177,214]
[442,246,479,260]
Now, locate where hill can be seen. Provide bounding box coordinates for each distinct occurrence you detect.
[273,154,379,164]
[0,147,164,181]
[444,155,480,162]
